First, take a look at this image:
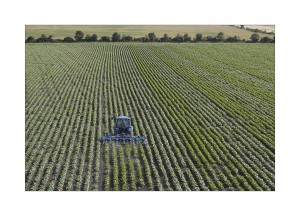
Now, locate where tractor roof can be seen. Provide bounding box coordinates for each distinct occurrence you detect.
[117,116,130,119]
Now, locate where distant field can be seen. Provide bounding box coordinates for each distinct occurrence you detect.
[245,25,275,33]
[25,25,272,40]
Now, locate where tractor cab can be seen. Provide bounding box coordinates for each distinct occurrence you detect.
[116,117,130,128]
[114,116,133,135]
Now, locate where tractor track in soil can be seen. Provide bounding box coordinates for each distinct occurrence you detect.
[98,142,105,190]
[98,72,106,191]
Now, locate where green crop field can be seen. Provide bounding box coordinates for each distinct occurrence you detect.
[25,25,272,40]
[25,43,275,191]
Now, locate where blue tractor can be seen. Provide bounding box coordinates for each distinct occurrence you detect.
[101,116,146,144]
[114,116,133,135]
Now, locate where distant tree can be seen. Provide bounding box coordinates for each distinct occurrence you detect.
[213,37,219,42]
[241,25,244,29]
[63,36,75,42]
[183,33,191,42]
[204,35,219,42]
[90,34,98,42]
[234,35,241,42]
[122,35,133,42]
[25,36,35,43]
[260,36,272,43]
[226,35,241,42]
[112,32,121,42]
[195,33,202,42]
[161,34,171,42]
[205,36,213,42]
[40,34,47,40]
[85,34,91,41]
[141,35,149,42]
[134,37,141,42]
[173,33,184,42]
[74,30,84,41]
[47,35,53,42]
[250,33,260,42]
[216,32,225,41]
[148,32,157,42]
[35,34,47,42]
[100,36,110,42]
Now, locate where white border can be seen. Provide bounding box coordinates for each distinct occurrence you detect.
[1,1,300,216]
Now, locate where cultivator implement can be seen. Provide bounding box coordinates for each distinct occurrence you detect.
[101,116,147,144]
[100,134,147,144]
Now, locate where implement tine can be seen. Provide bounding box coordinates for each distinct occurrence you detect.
[101,134,147,145]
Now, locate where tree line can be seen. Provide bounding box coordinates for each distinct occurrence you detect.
[25,30,275,43]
